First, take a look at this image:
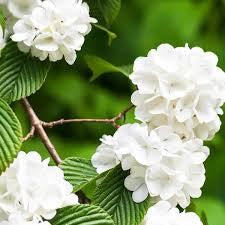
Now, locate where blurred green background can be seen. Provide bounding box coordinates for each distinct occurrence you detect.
[12,0,225,224]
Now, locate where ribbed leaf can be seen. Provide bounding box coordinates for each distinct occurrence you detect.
[86,0,121,27]
[50,204,114,225]
[84,55,133,81]
[0,41,51,103]
[60,157,99,192]
[93,165,151,225]
[0,98,22,174]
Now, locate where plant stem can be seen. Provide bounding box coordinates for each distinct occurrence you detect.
[22,105,134,141]
[41,105,134,129]
[21,98,62,165]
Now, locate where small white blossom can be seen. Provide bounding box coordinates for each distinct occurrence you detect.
[124,165,148,203]
[11,0,97,64]
[130,44,225,140]
[141,201,203,225]
[0,151,78,223]
[91,135,120,173]
[0,26,6,52]
[91,123,209,207]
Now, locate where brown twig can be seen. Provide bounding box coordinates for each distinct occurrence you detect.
[22,126,35,142]
[41,105,134,129]
[22,105,134,141]
[21,98,62,165]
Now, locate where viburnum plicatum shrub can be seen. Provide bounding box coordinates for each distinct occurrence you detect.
[0,0,223,224]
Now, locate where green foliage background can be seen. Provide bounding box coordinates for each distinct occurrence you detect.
[11,0,225,224]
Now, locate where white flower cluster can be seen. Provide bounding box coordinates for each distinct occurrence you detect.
[0,151,78,225]
[92,44,225,224]
[92,123,209,207]
[130,44,225,140]
[141,201,203,225]
[1,0,96,64]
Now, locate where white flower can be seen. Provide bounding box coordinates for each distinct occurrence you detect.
[124,165,148,203]
[130,44,225,140]
[0,26,6,52]
[0,0,41,19]
[91,135,120,174]
[11,0,97,64]
[92,123,209,207]
[141,201,203,225]
[0,151,78,223]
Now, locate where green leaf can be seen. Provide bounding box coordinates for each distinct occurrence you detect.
[60,157,99,192]
[93,165,151,225]
[94,24,117,45]
[84,55,133,81]
[86,0,121,27]
[81,178,98,201]
[50,204,114,225]
[0,41,51,103]
[0,8,5,29]
[0,98,22,174]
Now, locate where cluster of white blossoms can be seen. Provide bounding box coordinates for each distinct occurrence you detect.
[141,201,203,225]
[0,0,96,64]
[92,123,209,208]
[0,151,78,225]
[11,0,96,64]
[130,44,225,140]
[92,43,225,223]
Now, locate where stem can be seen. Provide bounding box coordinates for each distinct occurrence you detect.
[22,126,35,142]
[21,98,62,165]
[42,105,134,129]
[42,118,117,127]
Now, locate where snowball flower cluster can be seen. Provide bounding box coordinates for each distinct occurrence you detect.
[0,0,41,19]
[130,44,225,140]
[0,151,78,224]
[11,0,97,64]
[92,123,209,208]
[141,201,203,225]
